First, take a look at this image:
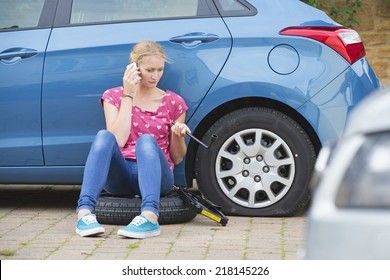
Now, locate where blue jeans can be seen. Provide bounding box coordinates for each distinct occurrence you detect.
[76,130,174,217]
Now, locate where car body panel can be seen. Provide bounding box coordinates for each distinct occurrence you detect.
[305,209,390,259]
[0,29,51,166]
[298,57,381,143]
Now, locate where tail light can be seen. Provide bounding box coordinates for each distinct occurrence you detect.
[279,26,365,64]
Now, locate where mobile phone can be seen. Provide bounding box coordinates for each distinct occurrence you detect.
[126,62,136,70]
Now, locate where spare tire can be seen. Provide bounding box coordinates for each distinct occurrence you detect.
[95,190,197,225]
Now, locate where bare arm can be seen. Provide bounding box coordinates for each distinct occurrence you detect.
[169,113,190,165]
[104,63,140,147]
[103,99,132,148]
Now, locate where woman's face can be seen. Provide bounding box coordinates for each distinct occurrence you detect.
[138,55,165,88]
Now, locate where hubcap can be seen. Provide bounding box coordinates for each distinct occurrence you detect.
[215,129,295,208]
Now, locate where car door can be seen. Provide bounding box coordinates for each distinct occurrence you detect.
[42,0,232,167]
[0,0,56,166]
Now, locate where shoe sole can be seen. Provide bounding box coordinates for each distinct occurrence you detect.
[76,227,105,237]
[117,229,160,239]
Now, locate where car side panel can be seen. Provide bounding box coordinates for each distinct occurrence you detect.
[298,57,382,143]
[0,30,51,166]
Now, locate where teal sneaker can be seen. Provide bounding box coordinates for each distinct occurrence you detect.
[117,215,160,239]
[76,214,105,237]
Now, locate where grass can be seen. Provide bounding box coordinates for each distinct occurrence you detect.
[0,249,16,257]
[280,217,286,260]
[127,241,141,250]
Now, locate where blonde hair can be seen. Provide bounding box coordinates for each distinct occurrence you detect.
[130,40,168,64]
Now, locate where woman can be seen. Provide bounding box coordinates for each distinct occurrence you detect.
[75,40,189,239]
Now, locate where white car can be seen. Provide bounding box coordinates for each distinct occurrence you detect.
[304,86,390,259]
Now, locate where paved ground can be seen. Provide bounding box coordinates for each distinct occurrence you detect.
[0,184,306,260]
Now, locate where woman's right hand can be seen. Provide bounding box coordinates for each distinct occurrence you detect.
[123,62,141,97]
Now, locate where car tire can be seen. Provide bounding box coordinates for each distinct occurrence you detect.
[95,190,198,225]
[195,107,316,216]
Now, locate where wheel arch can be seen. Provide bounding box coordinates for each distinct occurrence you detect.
[185,96,322,185]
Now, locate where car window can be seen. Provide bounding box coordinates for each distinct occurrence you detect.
[70,0,213,24]
[0,0,45,30]
[214,0,257,16]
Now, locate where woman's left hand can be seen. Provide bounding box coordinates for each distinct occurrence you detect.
[171,121,191,137]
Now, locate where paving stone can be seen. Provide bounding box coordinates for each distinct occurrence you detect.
[0,185,306,260]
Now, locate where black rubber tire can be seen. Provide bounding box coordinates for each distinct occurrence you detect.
[195,107,317,217]
[95,190,197,225]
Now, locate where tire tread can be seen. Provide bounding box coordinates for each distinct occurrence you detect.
[95,191,197,225]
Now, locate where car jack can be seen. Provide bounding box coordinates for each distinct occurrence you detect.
[175,186,229,226]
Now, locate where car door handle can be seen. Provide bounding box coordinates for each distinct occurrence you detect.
[0,48,39,60]
[169,33,219,47]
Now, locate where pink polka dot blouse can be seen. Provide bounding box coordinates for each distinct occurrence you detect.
[100,86,188,170]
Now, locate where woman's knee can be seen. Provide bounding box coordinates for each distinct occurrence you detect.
[137,134,155,143]
[92,130,116,152]
[136,134,157,153]
[96,129,115,139]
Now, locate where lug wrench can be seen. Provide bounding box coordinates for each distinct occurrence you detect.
[171,121,218,149]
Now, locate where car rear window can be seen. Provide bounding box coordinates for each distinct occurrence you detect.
[214,0,257,16]
[0,0,45,30]
[70,0,214,24]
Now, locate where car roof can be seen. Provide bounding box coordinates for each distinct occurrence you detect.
[344,86,390,136]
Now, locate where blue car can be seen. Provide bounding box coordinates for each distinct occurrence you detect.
[0,0,381,216]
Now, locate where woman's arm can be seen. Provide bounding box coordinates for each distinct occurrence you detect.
[169,113,190,165]
[103,98,133,148]
[104,63,140,147]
